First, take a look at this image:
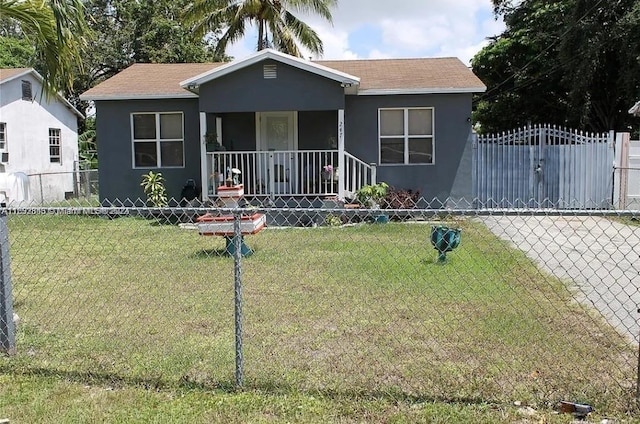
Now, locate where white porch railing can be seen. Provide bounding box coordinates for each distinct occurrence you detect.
[206,150,376,199]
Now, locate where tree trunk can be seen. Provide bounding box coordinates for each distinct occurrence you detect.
[258,19,265,50]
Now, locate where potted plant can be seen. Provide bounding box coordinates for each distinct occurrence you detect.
[322,164,337,181]
[355,182,389,209]
[205,131,224,152]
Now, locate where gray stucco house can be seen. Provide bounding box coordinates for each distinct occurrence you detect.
[81,49,486,204]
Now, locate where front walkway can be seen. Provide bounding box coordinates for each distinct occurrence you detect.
[481,214,640,342]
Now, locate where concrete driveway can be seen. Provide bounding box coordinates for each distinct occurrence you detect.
[481,214,640,343]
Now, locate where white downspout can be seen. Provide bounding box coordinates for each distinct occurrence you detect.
[338,109,345,200]
[199,112,208,202]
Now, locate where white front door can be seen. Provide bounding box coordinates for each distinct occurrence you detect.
[257,112,297,195]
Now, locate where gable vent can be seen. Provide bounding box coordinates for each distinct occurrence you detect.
[263,64,277,79]
[21,80,32,101]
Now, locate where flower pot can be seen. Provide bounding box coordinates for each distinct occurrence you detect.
[374,214,389,224]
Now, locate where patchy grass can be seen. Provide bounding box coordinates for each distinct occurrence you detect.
[611,215,640,227]
[0,214,637,422]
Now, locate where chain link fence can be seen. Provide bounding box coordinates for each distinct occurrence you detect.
[1,199,639,416]
[25,169,99,205]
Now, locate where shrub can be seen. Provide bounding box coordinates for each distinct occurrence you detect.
[381,187,420,209]
[140,171,168,207]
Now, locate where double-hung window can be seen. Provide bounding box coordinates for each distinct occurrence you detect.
[379,108,434,164]
[49,128,61,163]
[132,112,184,168]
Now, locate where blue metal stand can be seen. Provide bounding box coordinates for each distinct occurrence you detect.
[430,226,462,263]
[225,235,253,257]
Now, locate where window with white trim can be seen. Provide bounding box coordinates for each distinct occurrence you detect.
[131,112,184,168]
[0,123,6,150]
[379,108,434,164]
[49,128,61,163]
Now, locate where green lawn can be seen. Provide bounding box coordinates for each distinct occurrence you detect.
[0,214,637,423]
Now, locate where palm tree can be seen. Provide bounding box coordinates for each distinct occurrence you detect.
[0,0,89,96]
[184,0,337,58]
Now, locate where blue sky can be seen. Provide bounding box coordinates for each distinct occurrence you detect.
[228,0,505,64]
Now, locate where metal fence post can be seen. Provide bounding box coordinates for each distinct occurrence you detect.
[38,174,44,204]
[0,206,16,355]
[637,308,640,403]
[233,211,244,388]
[83,170,91,198]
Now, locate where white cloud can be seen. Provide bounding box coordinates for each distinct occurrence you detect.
[308,26,354,60]
[228,0,505,62]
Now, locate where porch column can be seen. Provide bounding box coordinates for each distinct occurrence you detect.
[199,112,208,202]
[337,109,345,200]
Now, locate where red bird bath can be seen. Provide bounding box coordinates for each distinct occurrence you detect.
[196,184,265,256]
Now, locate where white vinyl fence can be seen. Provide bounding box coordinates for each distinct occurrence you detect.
[614,135,640,209]
[473,124,614,208]
[629,139,640,208]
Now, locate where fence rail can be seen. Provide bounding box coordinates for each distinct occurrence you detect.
[24,169,99,204]
[1,201,639,417]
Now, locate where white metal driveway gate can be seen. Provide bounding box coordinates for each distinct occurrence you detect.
[473,124,614,208]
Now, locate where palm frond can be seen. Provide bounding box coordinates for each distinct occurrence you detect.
[214,12,248,56]
[0,0,89,96]
[282,10,322,55]
[182,0,333,56]
[284,0,336,23]
[269,18,301,57]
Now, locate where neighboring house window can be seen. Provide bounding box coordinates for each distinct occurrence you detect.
[49,128,61,163]
[379,108,434,164]
[22,80,32,101]
[0,123,6,150]
[131,112,184,168]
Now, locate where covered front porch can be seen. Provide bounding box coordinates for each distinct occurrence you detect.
[181,48,372,202]
[199,109,376,201]
[205,149,376,200]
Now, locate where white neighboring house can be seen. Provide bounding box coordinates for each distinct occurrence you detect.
[0,68,82,204]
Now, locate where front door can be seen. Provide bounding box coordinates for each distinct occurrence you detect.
[257,112,297,195]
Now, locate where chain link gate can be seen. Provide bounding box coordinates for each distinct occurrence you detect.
[1,202,639,417]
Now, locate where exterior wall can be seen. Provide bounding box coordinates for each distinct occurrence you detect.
[199,60,345,113]
[94,89,475,203]
[95,99,200,203]
[0,73,79,203]
[344,93,474,201]
[217,112,255,151]
[298,111,337,150]
[210,111,337,151]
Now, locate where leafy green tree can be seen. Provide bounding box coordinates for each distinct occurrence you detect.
[472,1,572,133]
[78,117,97,170]
[474,0,640,133]
[66,0,223,120]
[0,36,34,68]
[184,0,337,58]
[559,0,640,130]
[0,0,89,95]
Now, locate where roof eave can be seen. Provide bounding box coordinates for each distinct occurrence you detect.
[357,87,487,95]
[0,68,32,85]
[2,68,84,118]
[80,92,199,101]
[180,48,360,88]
